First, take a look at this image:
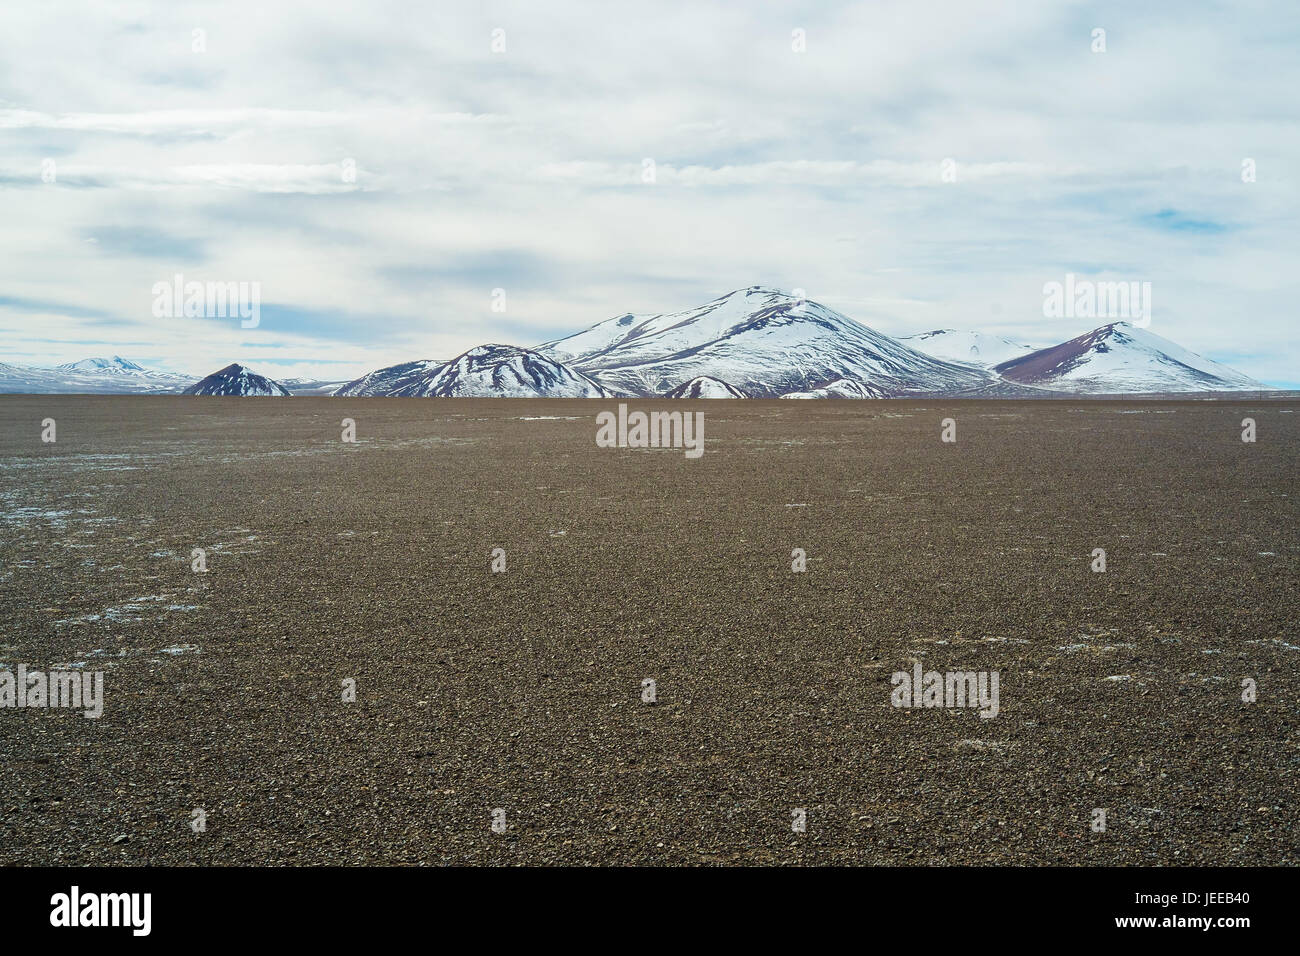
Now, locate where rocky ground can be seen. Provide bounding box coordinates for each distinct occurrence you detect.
[0,396,1296,865]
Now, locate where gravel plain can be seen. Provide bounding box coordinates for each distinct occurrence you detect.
[1,395,1297,865]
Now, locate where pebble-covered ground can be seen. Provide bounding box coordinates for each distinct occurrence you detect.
[0,395,1296,865]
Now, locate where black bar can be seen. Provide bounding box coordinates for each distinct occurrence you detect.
[4,866,1291,942]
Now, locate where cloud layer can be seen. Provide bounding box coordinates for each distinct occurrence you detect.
[1,0,1297,384]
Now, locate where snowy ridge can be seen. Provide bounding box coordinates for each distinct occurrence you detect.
[664,376,747,398]
[2,292,1272,398]
[995,322,1267,393]
[280,378,352,396]
[334,360,446,397]
[901,330,1036,367]
[183,364,291,396]
[0,356,195,394]
[57,356,149,373]
[542,287,992,398]
[375,344,613,398]
[780,378,888,399]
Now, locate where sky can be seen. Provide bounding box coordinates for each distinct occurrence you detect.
[1,0,1297,386]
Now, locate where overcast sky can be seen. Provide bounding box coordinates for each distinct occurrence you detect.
[1,0,1297,385]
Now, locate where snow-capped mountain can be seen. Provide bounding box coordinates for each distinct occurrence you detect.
[279,378,353,396]
[0,356,195,394]
[780,378,888,399]
[342,345,613,398]
[57,356,147,374]
[2,294,1272,399]
[333,360,447,397]
[183,364,291,396]
[664,376,747,398]
[901,330,1036,367]
[994,322,1268,393]
[540,287,992,398]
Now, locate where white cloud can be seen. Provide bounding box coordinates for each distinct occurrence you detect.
[0,0,1296,385]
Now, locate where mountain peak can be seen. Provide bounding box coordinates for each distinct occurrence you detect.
[58,355,147,372]
[183,363,291,397]
[665,375,747,398]
[710,286,816,307]
[464,343,518,358]
[540,288,991,397]
[339,343,611,398]
[731,285,794,297]
[995,322,1263,393]
[426,344,611,397]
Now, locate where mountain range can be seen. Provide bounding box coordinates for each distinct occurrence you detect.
[899,329,1038,367]
[0,288,1276,398]
[336,345,612,398]
[536,287,991,397]
[0,355,195,394]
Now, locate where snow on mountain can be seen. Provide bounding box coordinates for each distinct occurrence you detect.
[539,287,991,398]
[346,344,613,397]
[3,300,1270,400]
[901,329,1036,367]
[279,378,353,396]
[994,322,1268,393]
[333,360,447,397]
[780,378,888,399]
[664,376,747,398]
[57,356,149,373]
[0,356,195,393]
[183,364,291,396]
[0,363,68,394]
